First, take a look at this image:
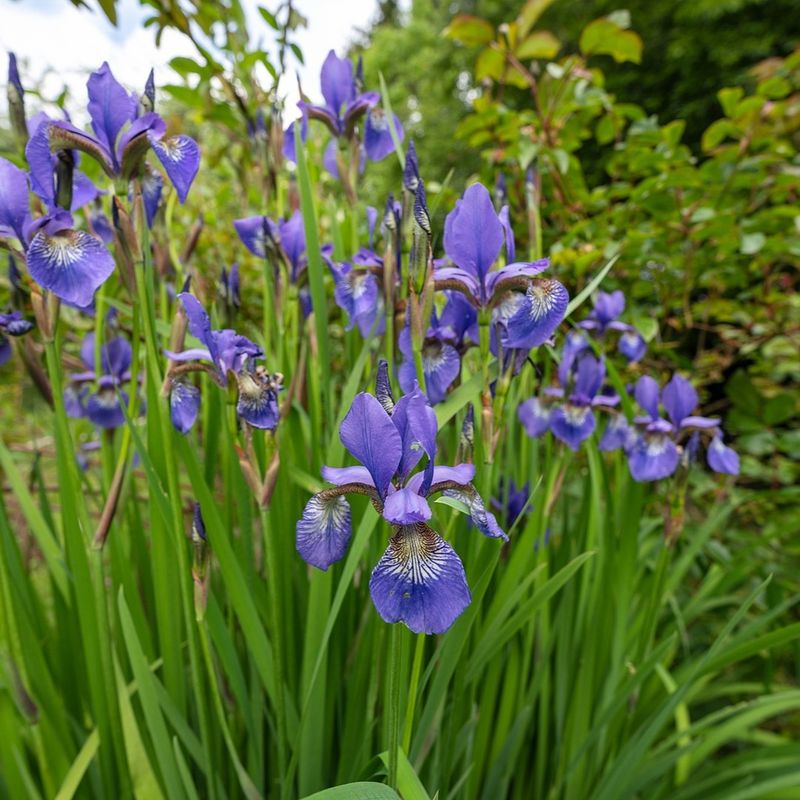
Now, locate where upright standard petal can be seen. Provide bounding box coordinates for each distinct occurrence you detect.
[296,491,352,570]
[0,158,31,242]
[27,216,115,308]
[662,374,699,427]
[170,381,200,434]
[178,293,215,358]
[443,183,504,286]
[279,210,306,279]
[592,290,625,326]
[149,133,200,203]
[100,336,132,378]
[504,279,569,349]
[707,435,740,475]
[87,62,136,164]
[634,375,661,420]
[369,523,471,634]
[319,50,355,119]
[498,205,515,263]
[339,392,402,497]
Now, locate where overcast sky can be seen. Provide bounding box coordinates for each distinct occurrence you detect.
[1,0,400,121]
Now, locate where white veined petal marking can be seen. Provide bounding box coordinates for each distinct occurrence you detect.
[525,279,560,320]
[387,524,449,586]
[564,404,591,425]
[35,232,88,268]
[306,494,349,533]
[154,137,188,162]
[646,433,671,456]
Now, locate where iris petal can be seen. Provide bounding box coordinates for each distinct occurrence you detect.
[87,62,136,164]
[550,403,596,450]
[339,392,402,497]
[627,432,679,481]
[369,523,471,634]
[236,372,279,430]
[296,492,352,570]
[0,157,31,242]
[170,381,200,435]
[149,133,200,204]
[442,485,508,540]
[86,388,128,429]
[27,225,115,308]
[662,374,699,427]
[707,436,739,475]
[383,487,432,525]
[504,279,569,349]
[518,397,551,438]
[443,183,504,285]
[364,110,402,161]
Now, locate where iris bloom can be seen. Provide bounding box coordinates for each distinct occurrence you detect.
[26,63,199,214]
[284,50,403,170]
[518,348,618,450]
[219,262,241,311]
[398,292,478,404]
[491,478,530,530]
[613,374,739,481]
[435,183,568,350]
[0,311,34,366]
[296,364,506,634]
[326,208,388,337]
[0,156,113,307]
[65,333,138,429]
[166,293,281,431]
[235,209,306,283]
[579,290,646,363]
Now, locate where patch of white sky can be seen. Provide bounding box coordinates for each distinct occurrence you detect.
[0,0,409,124]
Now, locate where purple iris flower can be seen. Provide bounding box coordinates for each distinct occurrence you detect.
[519,349,618,450]
[165,293,281,431]
[491,478,530,529]
[26,63,199,209]
[436,183,568,350]
[284,50,403,167]
[398,292,477,404]
[0,311,34,366]
[0,156,114,308]
[617,374,739,481]
[66,333,137,429]
[220,262,241,310]
[235,209,307,283]
[579,290,646,363]
[296,362,506,635]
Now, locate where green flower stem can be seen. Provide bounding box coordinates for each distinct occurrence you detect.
[387,623,403,790]
[402,632,426,753]
[260,502,289,799]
